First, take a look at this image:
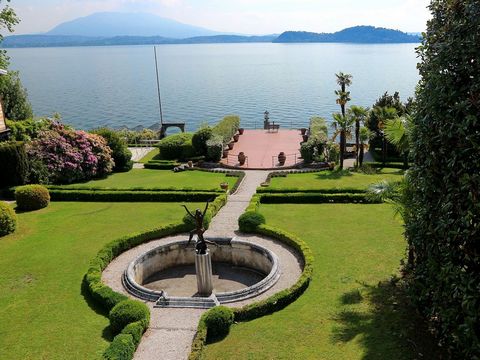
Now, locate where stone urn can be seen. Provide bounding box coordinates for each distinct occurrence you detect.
[228,141,235,150]
[222,148,229,159]
[278,152,286,166]
[220,182,229,191]
[238,128,245,135]
[187,160,193,168]
[238,152,246,166]
[300,128,307,135]
[233,133,240,142]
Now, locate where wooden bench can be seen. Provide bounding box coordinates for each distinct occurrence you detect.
[266,123,280,133]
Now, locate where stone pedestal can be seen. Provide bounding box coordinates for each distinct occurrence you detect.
[195,250,213,296]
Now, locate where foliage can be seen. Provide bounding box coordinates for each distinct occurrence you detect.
[203,306,234,341]
[116,128,158,144]
[334,72,353,169]
[348,105,369,166]
[5,118,51,141]
[143,160,179,170]
[27,121,114,184]
[358,126,373,166]
[0,201,16,237]
[158,132,195,160]
[384,114,413,169]
[192,126,213,155]
[0,71,33,120]
[405,1,480,358]
[92,128,133,172]
[0,141,28,187]
[309,116,328,138]
[212,115,240,145]
[302,117,328,163]
[102,334,135,360]
[259,192,377,204]
[324,141,340,163]
[109,300,150,334]
[206,134,223,162]
[300,141,315,163]
[15,184,50,211]
[238,211,266,232]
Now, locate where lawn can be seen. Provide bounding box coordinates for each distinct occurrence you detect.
[268,168,404,191]
[138,148,160,163]
[0,201,201,360]
[204,204,436,359]
[56,169,237,191]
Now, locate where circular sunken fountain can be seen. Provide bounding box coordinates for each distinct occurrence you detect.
[122,237,280,308]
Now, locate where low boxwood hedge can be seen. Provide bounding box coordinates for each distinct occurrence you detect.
[203,306,234,341]
[256,188,365,194]
[46,185,221,193]
[144,162,179,170]
[0,201,16,237]
[48,190,218,202]
[158,133,196,160]
[15,184,50,211]
[260,192,379,204]
[109,300,150,333]
[189,224,313,360]
[238,211,265,233]
[103,333,135,360]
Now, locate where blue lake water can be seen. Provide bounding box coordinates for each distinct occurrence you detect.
[7,43,420,131]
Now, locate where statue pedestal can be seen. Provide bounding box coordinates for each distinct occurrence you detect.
[195,250,213,296]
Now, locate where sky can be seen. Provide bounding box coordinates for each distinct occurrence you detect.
[10,0,431,35]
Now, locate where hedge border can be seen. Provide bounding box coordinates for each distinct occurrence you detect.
[189,224,313,360]
[85,194,227,359]
[260,192,379,204]
[256,188,366,194]
[46,185,222,193]
[47,190,220,202]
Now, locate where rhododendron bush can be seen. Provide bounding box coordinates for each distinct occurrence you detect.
[28,122,114,184]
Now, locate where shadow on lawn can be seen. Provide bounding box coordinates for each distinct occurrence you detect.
[81,278,115,342]
[315,169,353,180]
[332,279,443,360]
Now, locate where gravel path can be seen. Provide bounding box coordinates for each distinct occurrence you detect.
[101,170,304,360]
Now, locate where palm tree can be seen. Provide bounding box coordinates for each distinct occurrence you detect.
[331,112,354,169]
[372,106,397,165]
[385,114,413,169]
[348,105,369,167]
[358,126,372,167]
[334,72,353,169]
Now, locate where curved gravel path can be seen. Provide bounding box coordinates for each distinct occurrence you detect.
[101,170,304,360]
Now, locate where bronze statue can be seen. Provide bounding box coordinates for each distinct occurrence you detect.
[183,201,217,255]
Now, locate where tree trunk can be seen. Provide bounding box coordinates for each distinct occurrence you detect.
[339,130,345,170]
[359,143,364,167]
[403,152,409,170]
[355,120,360,168]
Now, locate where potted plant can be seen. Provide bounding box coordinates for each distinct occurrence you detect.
[238,152,246,166]
[220,182,229,191]
[300,128,307,135]
[238,128,245,135]
[222,148,229,158]
[228,141,234,150]
[233,133,240,142]
[278,152,286,166]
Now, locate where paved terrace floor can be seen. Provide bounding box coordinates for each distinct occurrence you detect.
[221,129,303,169]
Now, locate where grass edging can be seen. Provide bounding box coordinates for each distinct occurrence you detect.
[85,195,228,359]
[189,224,313,360]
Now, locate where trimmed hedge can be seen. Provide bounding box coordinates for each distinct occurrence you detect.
[212,115,240,146]
[256,188,365,194]
[48,190,218,202]
[0,141,28,188]
[144,161,179,170]
[259,193,379,204]
[206,134,222,162]
[15,184,50,211]
[368,162,409,170]
[0,201,16,237]
[158,133,196,160]
[103,334,135,360]
[238,211,265,233]
[189,224,313,360]
[203,306,234,341]
[109,300,150,333]
[46,185,221,193]
[192,126,213,156]
[225,171,245,194]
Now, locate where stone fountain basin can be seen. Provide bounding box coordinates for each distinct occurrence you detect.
[122,237,280,308]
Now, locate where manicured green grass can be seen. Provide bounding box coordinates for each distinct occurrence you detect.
[138,148,160,163]
[0,202,200,360]
[204,204,435,359]
[269,168,404,191]
[57,169,237,191]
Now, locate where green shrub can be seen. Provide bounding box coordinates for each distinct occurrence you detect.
[15,184,50,211]
[0,141,28,188]
[260,192,377,204]
[204,306,234,341]
[309,116,328,137]
[300,141,315,163]
[102,333,135,360]
[158,133,195,160]
[212,115,240,145]
[109,300,150,334]
[0,202,16,237]
[93,128,133,172]
[5,118,51,142]
[192,126,213,155]
[206,134,223,162]
[144,161,179,170]
[48,190,216,202]
[121,321,146,347]
[238,211,265,232]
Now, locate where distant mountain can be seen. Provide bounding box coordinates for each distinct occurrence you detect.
[274,26,421,43]
[46,12,223,38]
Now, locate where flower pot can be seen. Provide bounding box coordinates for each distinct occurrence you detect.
[238,152,246,166]
[300,128,307,135]
[220,182,229,191]
[222,149,229,158]
[228,141,234,150]
[238,128,244,135]
[278,152,286,166]
[233,134,240,142]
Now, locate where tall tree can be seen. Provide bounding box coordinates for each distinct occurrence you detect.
[334,72,352,169]
[372,106,397,164]
[358,126,372,167]
[348,105,369,167]
[405,1,480,357]
[331,112,354,167]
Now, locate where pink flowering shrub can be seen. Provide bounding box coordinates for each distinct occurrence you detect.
[28,121,113,184]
